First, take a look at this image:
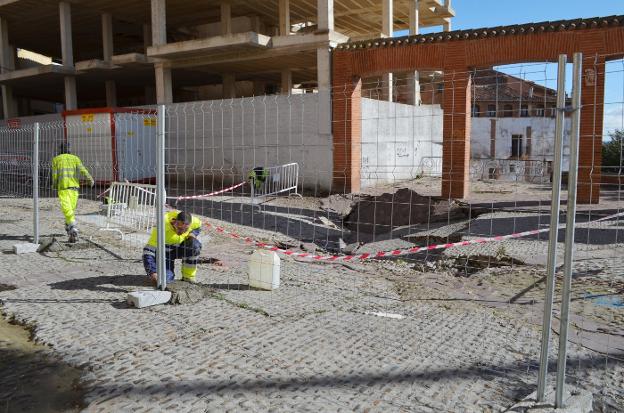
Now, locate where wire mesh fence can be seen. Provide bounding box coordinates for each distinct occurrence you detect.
[0,55,622,410]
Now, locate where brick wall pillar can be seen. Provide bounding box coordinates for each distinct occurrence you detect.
[332,77,362,193]
[441,71,472,199]
[578,56,605,204]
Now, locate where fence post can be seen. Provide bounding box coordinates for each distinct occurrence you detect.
[32,122,40,245]
[555,52,583,408]
[156,105,166,291]
[537,54,567,401]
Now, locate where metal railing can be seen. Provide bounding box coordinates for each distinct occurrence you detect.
[103,181,157,238]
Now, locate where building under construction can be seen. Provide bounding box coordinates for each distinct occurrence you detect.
[0,0,455,118]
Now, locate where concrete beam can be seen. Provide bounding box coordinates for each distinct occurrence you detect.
[280,69,292,94]
[75,59,118,72]
[151,0,167,46]
[317,0,334,31]
[271,31,347,49]
[279,0,290,35]
[102,13,114,61]
[105,80,117,107]
[222,73,235,99]
[154,62,172,104]
[0,65,75,83]
[111,53,150,66]
[220,2,231,35]
[59,2,73,66]
[147,32,270,59]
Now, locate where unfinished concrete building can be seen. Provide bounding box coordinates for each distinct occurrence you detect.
[0,0,455,118]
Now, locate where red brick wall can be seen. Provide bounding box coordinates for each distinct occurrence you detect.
[332,24,624,202]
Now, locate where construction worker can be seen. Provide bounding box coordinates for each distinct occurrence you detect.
[248,166,269,190]
[142,210,202,285]
[51,143,94,243]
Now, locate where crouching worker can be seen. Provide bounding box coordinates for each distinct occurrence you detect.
[143,211,202,285]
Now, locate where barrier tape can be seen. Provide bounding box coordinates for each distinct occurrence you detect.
[172,181,246,202]
[204,210,624,262]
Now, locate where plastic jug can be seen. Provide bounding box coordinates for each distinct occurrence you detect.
[249,250,280,290]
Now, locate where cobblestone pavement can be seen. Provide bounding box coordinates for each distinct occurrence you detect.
[0,198,622,412]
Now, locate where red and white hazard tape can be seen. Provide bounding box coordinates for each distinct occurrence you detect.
[212,208,623,261]
[171,181,246,202]
[204,222,550,262]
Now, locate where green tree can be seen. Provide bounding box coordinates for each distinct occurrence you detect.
[602,129,624,168]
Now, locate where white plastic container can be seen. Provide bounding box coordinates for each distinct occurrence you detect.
[249,250,280,290]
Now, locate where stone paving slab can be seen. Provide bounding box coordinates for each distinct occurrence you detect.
[0,198,622,412]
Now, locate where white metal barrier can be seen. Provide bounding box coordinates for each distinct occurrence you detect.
[102,181,157,238]
[249,162,301,204]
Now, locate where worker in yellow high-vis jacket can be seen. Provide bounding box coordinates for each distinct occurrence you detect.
[51,143,94,243]
[142,210,203,285]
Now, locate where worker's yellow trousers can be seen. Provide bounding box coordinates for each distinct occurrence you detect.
[58,188,79,226]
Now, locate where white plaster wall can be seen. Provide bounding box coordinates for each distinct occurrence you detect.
[360,98,443,188]
[165,94,332,193]
[471,117,572,181]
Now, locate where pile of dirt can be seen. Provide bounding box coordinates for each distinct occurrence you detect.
[343,188,473,236]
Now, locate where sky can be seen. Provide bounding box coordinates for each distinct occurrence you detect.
[396,0,624,136]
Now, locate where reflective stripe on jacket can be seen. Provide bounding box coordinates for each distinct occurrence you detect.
[52,153,93,190]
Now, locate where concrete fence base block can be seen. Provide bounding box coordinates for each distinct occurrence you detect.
[13,243,41,254]
[127,290,172,308]
[506,387,592,413]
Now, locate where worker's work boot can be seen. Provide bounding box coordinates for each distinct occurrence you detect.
[68,227,79,243]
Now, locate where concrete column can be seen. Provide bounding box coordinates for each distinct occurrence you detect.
[317,0,334,31]
[0,17,17,118]
[220,2,231,35]
[151,0,167,46]
[154,63,172,104]
[441,71,472,199]
[381,0,393,101]
[60,2,77,110]
[407,0,421,105]
[102,12,117,107]
[443,20,452,32]
[222,73,235,99]
[102,13,114,60]
[279,0,290,35]
[281,69,292,95]
[64,77,77,110]
[105,80,117,107]
[317,47,331,136]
